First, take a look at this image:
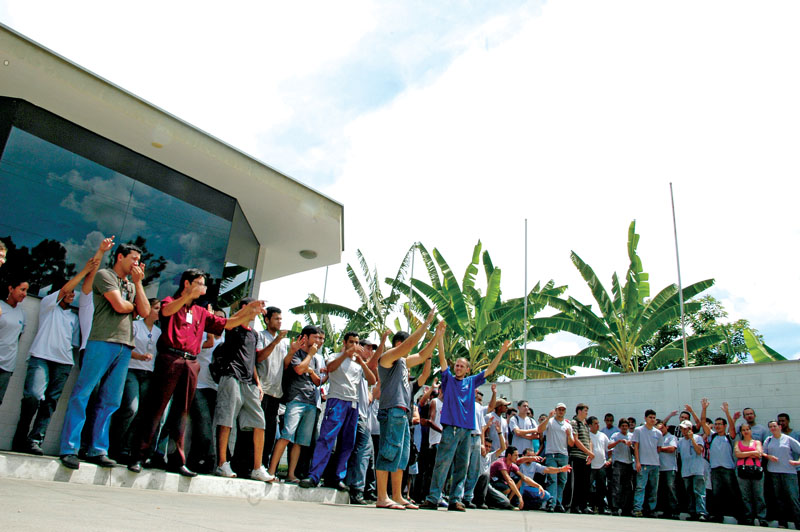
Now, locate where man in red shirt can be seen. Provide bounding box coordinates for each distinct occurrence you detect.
[128,268,265,476]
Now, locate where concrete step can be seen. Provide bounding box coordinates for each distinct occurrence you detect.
[0,451,349,504]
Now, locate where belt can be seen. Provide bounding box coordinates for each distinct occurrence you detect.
[165,347,197,360]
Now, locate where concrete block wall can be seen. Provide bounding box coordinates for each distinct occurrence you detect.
[480,358,800,428]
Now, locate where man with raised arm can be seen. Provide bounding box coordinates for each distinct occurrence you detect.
[59,242,150,470]
[374,310,438,510]
[128,269,265,476]
[420,336,511,512]
[700,400,741,524]
[13,237,112,455]
[300,332,376,489]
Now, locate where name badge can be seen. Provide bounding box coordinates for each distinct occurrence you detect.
[186,311,193,324]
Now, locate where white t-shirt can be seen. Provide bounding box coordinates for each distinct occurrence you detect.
[509,415,536,452]
[197,333,223,391]
[325,352,363,402]
[29,292,80,365]
[481,447,502,475]
[590,431,611,469]
[473,403,487,435]
[0,300,26,371]
[256,330,287,398]
[486,412,508,450]
[128,319,160,372]
[544,417,573,456]
[78,291,94,351]
[429,397,443,446]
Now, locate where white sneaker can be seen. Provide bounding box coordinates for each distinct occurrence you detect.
[215,462,237,478]
[250,466,275,482]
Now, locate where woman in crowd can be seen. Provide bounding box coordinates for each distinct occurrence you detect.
[734,423,767,526]
[762,420,800,529]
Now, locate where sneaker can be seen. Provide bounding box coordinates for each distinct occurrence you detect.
[60,454,80,470]
[447,502,466,512]
[632,511,644,518]
[419,500,439,510]
[215,462,237,478]
[465,501,477,509]
[250,466,275,482]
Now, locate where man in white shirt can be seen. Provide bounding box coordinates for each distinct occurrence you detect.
[510,400,538,453]
[12,252,103,455]
[537,402,575,512]
[255,306,288,469]
[588,416,612,514]
[0,275,29,406]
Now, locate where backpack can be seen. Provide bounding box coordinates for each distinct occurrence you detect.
[705,432,734,462]
[208,336,233,384]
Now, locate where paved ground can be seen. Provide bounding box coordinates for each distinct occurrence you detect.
[1,477,751,532]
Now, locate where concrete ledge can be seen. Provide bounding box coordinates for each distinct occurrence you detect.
[0,452,349,504]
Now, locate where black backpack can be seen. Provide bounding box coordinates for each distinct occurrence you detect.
[208,337,232,384]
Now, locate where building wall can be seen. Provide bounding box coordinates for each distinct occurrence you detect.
[481,358,800,428]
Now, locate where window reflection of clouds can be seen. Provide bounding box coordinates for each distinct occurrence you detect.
[0,127,232,299]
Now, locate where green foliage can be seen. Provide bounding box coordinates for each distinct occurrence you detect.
[743,329,786,363]
[528,221,717,372]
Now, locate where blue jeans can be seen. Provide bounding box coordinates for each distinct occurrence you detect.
[308,397,359,483]
[59,340,131,457]
[633,464,659,512]
[0,368,13,406]
[426,425,471,505]
[14,357,73,445]
[658,470,678,514]
[684,475,707,516]
[770,472,800,527]
[462,434,483,503]
[544,453,569,509]
[737,474,766,521]
[346,416,373,494]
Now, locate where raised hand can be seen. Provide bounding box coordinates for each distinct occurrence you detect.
[84,256,101,272]
[425,309,437,323]
[291,336,308,353]
[99,236,115,253]
[721,402,730,413]
[491,383,497,393]
[701,398,710,409]
[277,330,288,341]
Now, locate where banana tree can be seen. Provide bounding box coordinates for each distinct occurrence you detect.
[743,329,787,363]
[389,241,570,379]
[290,248,413,337]
[529,221,720,372]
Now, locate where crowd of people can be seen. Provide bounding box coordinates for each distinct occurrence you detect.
[0,236,799,528]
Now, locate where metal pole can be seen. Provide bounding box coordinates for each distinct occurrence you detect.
[670,183,689,367]
[408,243,416,328]
[523,218,528,381]
[322,265,329,303]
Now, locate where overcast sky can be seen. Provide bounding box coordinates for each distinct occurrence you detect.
[2,0,798,367]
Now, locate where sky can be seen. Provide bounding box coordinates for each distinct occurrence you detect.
[2,0,798,368]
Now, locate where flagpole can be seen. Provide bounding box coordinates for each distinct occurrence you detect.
[669,183,689,367]
[523,218,528,381]
[409,243,416,328]
[322,265,329,303]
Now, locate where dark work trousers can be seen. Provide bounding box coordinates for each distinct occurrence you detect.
[132,352,199,465]
[657,470,679,516]
[566,455,591,511]
[590,466,609,511]
[261,394,282,466]
[611,461,634,514]
[710,467,743,521]
[188,387,217,473]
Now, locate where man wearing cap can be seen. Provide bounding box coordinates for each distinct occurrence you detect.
[678,419,708,521]
[421,337,511,511]
[537,402,579,512]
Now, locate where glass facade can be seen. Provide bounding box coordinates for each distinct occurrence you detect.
[0,98,255,306]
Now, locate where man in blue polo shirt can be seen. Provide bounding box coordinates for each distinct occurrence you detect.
[420,339,511,512]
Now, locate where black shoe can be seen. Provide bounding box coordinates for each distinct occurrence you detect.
[555,505,567,513]
[145,456,169,470]
[698,515,708,522]
[419,500,439,510]
[85,454,116,468]
[60,454,80,470]
[299,478,318,489]
[363,491,377,502]
[16,441,44,456]
[547,506,555,513]
[571,507,584,514]
[171,465,197,477]
[758,521,769,527]
[350,495,367,505]
[448,502,466,512]
[335,481,349,492]
[128,461,142,473]
[465,502,477,509]
[478,504,488,510]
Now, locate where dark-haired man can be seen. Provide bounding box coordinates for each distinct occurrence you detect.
[0,275,28,405]
[700,401,741,523]
[59,243,150,470]
[268,325,323,482]
[14,244,109,455]
[421,336,511,512]
[128,268,265,476]
[490,445,551,511]
[256,306,288,469]
[300,331,376,489]
[375,310,438,510]
[632,409,661,517]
